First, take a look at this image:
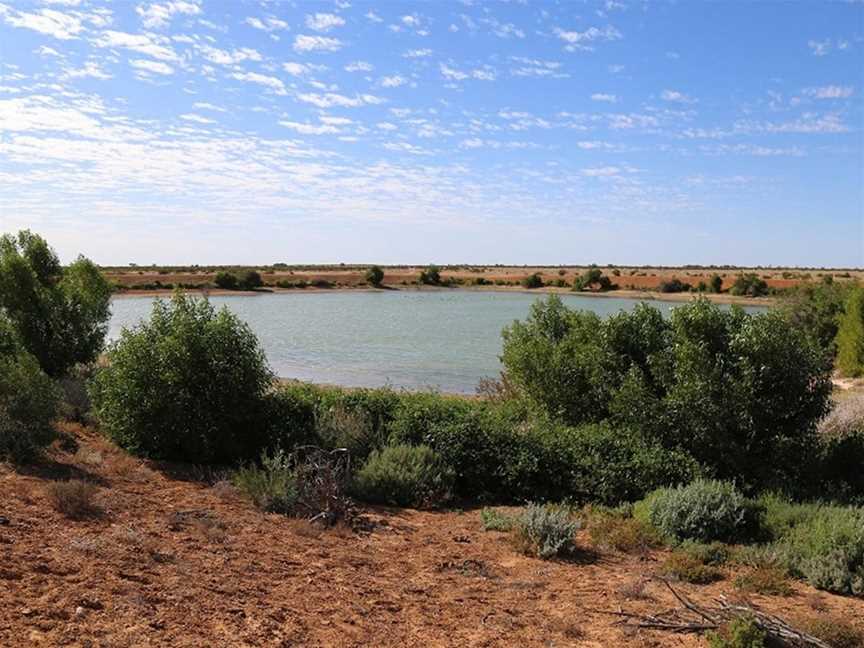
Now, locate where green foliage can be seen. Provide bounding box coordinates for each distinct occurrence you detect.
[733,567,793,596]
[480,507,514,531]
[836,287,864,377]
[90,293,274,463]
[779,281,852,358]
[707,616,767,648]
[365,265,384,286]
[513,503,580,559]
[353,444,454,508]
[678,540,732,566]
[657,278,691,293]
[661,551,723,584]
[214,271,239,289]
[315,404,381,462]
[232,449,297,514]
[238,270,263,290]
[709,274,723,293]
[521,272,543,289]
[798,616,864,648]
[503,295,832,492]
[572,266,614,292]
[0,320,59,461]
[586,509,662,552]
[419,264,441,285]
[635,480,754,543]
[0,230,111,377]
[730,273,768,297]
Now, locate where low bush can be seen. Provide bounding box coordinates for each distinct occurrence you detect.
[706,616,766,648]
[419,264,441,285]
[635,480,755,543]
[90,293,275,463]
[46,480,100,518]
[213,271,238,290]
[365,265,384,286]
[0,323,59,461]
[480,507,514,531]
[586,509,661,552]
[315,404,380,462]
[797,616,864,648]
[657,278,691,293]
[521,273,543,289]
[730,273,769,297]
[678,540,732,566]
[232,449,297,514]
[512,503,580,559]
[660,551,723,584]
[733,567,793,596]
[353,444,454,508]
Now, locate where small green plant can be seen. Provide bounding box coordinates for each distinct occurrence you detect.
[480,507,513,531]
[660,551,723,584]
[232,449,297,514]
[707,616,767,648]
[635,480,753,543]
[512,503,580,559]
[733,567,793,596]
[679,540,731,566]
[353,444,454,508]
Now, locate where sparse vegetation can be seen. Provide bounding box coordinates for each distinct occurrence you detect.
[419,264,441,285]
[520,272,544,289]
[706,616,767,648]
[46,480,100,519]
[480,507,514,531]
[733,567,793,596]
[232,449,298,514]
[660,550,723,584]
[512,503,580,559]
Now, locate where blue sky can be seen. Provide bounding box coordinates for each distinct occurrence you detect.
[0,0,862,266]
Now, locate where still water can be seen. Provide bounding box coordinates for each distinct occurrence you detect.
[108,291,768,394]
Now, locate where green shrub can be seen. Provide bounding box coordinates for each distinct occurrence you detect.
[237,270,263,291]
[480,507,514,531]
[836,287,864,377]
[707,616,767,648]
[521,273,543,289]
[657,278,691,293]
[733,567,793,596]
[0,321,59,461]
[232,449,297,514]
[213,271,239,289]
[315,404,380,462]
[587,509,662,552]
[90,293,274,463]
[354,444,454,508]
[365,265,384,286]
[635,480,754,543]
[0,230,111,377]
[730,274,769,297]
[659,551,723,584]
[679,540,731,566]
[513,503,580,559]
[419,264,441,285]
[780,281,852,359]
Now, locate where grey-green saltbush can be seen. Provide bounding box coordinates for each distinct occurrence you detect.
[635,480,753,543]
[514,504,580,559]
[354,444,454,508]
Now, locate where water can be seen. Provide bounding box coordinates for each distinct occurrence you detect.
[108,291,768,394]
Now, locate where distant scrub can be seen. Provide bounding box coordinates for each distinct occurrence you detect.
[730,273,769,297]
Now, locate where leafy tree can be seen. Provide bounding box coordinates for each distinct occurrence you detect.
[781,281,854,360]
[365,265,384,286]
[730,273,768,297]
[709,274,723,293]
[0,230,111,377]
[572,265,614,292]
[657,278,692,293]
[238,270,263,290]
[521,273,543,289]
[90,293,275,463]
[0,316,58,461]
[836,287,864,377]
[213,271,239,290]
[419,264,441,285]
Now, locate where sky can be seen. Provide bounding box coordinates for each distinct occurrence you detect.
[0,0,862,267]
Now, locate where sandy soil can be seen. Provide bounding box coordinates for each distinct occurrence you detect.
[1,424,859,647]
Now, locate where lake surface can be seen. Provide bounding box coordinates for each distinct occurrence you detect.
[108,291,768,394]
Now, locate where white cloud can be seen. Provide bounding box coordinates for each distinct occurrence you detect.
[279,120,340,135]
[440,63,496,82]
[230,72,287,95]
[63,61,112,80]
[365,11,383,23]
[661,89,696,103]
[293,34,343,53]
[305,13,345,32]
[130,58,174,75]
[803,85,854,99]
[320,116,352,125]
[555,25,622,51]
[591,93,617,102]
[401,15,421,27]
[403,48,432,58]
[381,75,407,88]
[180,113,214,124]
[197,45,262,65]
[193,102,226,112]
[296,92,383,108]
[245,16,289,32]
[136,1,200,29]
[481,18,524,39]
[3,7,83,39]
[93,30,179,62]
[282,62,314,76]
[345,61,373,72]
[582,166,621,177]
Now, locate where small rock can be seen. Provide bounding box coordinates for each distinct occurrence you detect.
[0,516,10,526]
[74,607,86,619]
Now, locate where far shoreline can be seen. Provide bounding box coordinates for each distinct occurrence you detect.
[110,284,777,307]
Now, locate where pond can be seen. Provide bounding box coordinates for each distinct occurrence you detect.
[108,291,768,394]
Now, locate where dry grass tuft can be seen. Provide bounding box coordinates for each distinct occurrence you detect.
[796,615,864,648]
[46,480,100,519]
[733,567,793,596]
[659,551,723,585]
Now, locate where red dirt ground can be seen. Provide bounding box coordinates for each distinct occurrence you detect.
[1,424,860,647]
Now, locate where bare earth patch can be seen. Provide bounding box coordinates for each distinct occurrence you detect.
[1,426,861,647]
